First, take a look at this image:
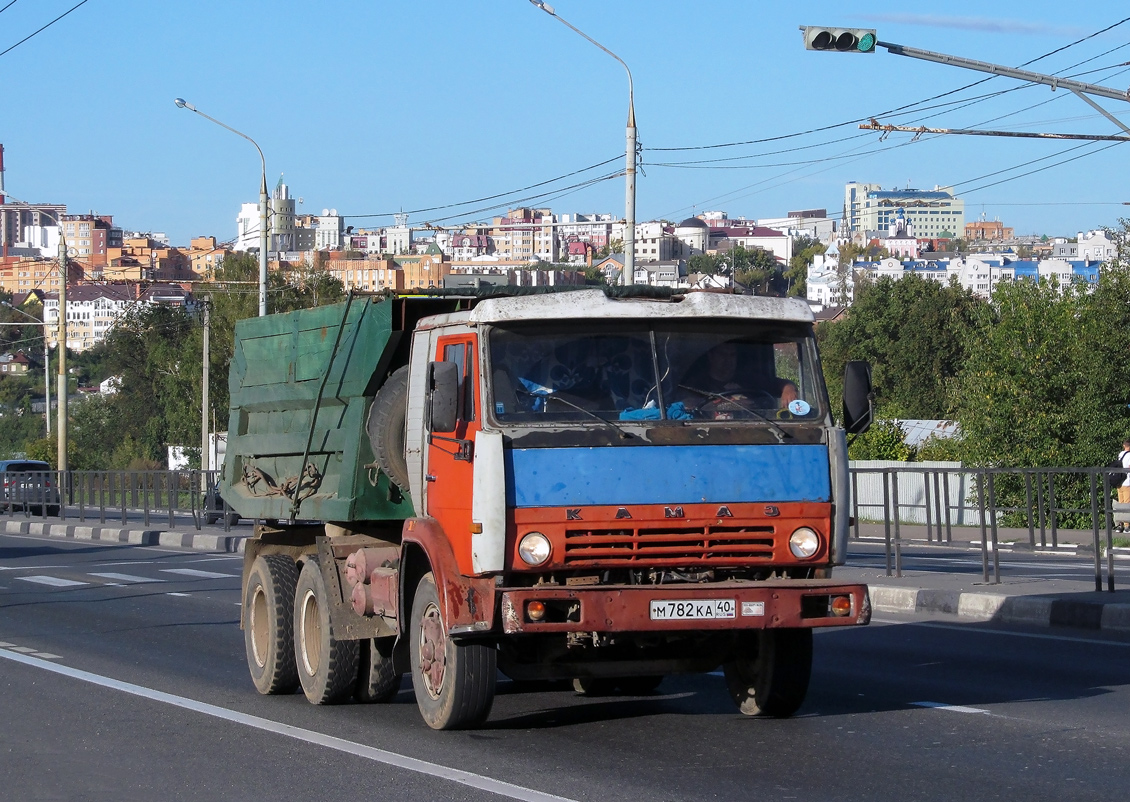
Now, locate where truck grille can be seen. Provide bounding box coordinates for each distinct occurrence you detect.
[563,525,776,566]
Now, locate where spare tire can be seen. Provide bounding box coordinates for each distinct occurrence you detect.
[367,365,410,491]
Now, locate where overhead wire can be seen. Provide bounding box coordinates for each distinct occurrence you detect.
[0,0,93,59]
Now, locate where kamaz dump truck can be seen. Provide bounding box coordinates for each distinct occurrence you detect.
[221,287,874,729]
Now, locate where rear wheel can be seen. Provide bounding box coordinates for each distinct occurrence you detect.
[244,555,300,695]
[410,572,496,730]
[722,628,812,717]
[294,557,359,704]
[355,635,401,703]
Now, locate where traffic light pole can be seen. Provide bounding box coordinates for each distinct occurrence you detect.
[874,39,1130,133]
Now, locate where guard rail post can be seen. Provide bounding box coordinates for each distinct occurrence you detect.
[892,470,903,578]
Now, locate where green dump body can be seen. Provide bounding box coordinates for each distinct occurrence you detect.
[219,296,414,523]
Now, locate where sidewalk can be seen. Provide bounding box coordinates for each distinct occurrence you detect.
[0,516,248,553]
[841,523,1130,634]
[4,515,1130,635]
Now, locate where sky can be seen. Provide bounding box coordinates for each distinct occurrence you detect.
[2,0,1129,246]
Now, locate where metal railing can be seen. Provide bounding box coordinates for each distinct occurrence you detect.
[0,469,238,533]
[850,465,1120,592]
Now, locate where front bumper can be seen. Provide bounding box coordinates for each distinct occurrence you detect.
[498,579,870,634]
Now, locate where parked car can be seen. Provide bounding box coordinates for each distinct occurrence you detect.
[0,459,60,516]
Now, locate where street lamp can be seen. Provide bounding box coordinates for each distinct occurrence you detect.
[0,301,50,438]
[174,98,270,316]
[0,193,69,471]
[528,1,636,286]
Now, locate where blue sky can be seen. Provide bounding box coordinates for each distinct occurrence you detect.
[2,1,1129,245]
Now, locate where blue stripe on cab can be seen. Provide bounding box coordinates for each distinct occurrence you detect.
[504,445,830,508]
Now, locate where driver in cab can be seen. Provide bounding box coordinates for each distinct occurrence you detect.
[681,342,798,420]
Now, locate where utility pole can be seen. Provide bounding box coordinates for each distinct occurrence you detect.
[57,230,67,474]
[201,296,210,492]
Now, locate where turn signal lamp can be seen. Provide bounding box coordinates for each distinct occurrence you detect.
[527,601,547,621]
[831,595,852,617]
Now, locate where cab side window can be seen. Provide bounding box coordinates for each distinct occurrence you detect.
[442,341,475,423]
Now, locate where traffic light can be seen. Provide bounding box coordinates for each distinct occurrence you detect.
[801,26,877,53]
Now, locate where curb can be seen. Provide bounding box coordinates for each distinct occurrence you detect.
[1,518,248,554]
[870,584,1130,633]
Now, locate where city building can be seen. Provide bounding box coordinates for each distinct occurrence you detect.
[1053,230,1117,262]
[490,208,555,262]
[188,236,231,278]
[965,217,1014,243]
[843,182,965,239]
[324,258,405,293]
[0,256,83,296]
[0,201,66,257]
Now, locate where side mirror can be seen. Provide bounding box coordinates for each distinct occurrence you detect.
[842,361,874,435]
[427,361,460,434]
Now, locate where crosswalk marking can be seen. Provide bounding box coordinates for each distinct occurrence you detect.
[160,568,237,579]
[17,575,87,587]
[9,646,36,653]
[89,572,164,584]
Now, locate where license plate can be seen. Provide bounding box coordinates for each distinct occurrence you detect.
[649,599,735,620]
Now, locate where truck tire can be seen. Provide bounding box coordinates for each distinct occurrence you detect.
[367,365,410,491]
[410,572,496,730]
[294,557,360,705]
[355,635,401,703]
[244,554,300,695]
[722,628,812,717]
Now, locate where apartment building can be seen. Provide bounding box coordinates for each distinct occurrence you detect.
[843,183,965,239]
[324,258,405,293]
[102,236,192,282]
[189,236,231,278]
[490,208,555,262]
[0,202,66,255]
[0,256,84,295]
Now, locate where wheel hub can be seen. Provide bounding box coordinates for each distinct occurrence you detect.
[418,602,446,699]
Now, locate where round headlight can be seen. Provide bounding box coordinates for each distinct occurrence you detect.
[518,531,552,566]
[789,527,820,559]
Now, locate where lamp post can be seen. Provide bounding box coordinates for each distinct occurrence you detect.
[528,1,635,286]
[0,301,50,437]
[0,194,69,470]
[174,98,269,316]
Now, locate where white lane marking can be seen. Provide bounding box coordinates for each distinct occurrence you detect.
[32,652,61,660]
[92,561,158,567]
[17,575,87,587]
[0,565,68,571]
[871,617,1130,648]
[9,646,37,653]
[166,592,190,597]
[181,556,241,563]
[0,649,577,802]
[90,573,164,584]
[0,641,15,647]
[912,701,990,714]
[160,568,237,579]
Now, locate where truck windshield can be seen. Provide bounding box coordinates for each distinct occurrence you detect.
[487,321,824,424]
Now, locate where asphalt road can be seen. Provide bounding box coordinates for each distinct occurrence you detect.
[2,531,1129,801]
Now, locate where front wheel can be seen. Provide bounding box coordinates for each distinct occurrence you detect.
[410,572,496,730]
[722,628,812,717]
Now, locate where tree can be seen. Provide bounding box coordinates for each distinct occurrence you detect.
[732,246,783,294]
[688,253,723,276]
[785,236,826,298]
[818,274,982,421]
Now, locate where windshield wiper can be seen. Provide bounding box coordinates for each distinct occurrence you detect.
[536,393,636,440]
[678,384,790,443]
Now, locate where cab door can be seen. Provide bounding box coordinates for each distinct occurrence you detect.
[425,334,480,573]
